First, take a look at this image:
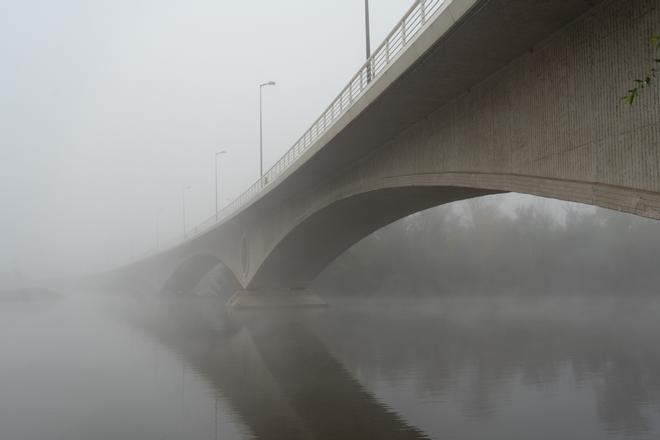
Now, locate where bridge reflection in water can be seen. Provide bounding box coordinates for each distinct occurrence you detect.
[124,299,426,440]
[122,296,660,440]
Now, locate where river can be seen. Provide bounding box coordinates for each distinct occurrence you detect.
[1,292,659,439]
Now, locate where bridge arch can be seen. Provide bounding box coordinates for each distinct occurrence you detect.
[245,172,660,290]
[161,253,240,297]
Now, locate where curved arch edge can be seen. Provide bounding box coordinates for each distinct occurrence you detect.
[245,172,660,290]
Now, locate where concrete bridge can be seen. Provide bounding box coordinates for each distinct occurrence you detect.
[113,0,660,304]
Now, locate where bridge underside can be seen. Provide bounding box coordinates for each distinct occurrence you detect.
[243,173,660,292]
[157,173,660,299]
[247,186,499,289]
[117,0,660,303]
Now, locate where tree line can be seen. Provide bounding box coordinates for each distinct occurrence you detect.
[316,197,660,297]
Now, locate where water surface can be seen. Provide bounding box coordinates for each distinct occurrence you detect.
[1,293,659,439]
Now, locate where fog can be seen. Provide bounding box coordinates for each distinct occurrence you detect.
[1,0,413,286]
[4,278,660,439]
[3,1,660,439]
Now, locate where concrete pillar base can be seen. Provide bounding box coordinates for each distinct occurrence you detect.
[226,288,327,310]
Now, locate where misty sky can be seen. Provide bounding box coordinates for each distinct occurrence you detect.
[1,0,582,285]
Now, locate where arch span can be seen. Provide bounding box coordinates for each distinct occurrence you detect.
[161,253,239,297]
[244,171,660,290]
[246,184,498,289]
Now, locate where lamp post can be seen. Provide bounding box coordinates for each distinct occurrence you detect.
[182,185,191,238]
[155,215,160,250]
[365,0,372,82]
[215,150,227,221]
[259,81,276,180]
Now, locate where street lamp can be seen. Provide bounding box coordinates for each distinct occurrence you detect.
[259,81,276,179]
[215,150,227,221]
[365,0,372,82]
[182,185,191,238]
[155,214,160,250]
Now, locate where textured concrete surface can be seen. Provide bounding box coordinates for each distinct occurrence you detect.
[116,0,660,295]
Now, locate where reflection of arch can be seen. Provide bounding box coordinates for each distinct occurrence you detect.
[161,254,238,296]
[128,302,426,439]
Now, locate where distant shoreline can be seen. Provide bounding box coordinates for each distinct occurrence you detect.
[0,287,61,303]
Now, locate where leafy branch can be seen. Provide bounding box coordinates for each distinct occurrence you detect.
[623,35,660,105]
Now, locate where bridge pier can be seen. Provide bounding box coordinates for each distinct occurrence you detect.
[227,288,327,309]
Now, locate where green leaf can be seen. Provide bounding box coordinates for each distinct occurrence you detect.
[652,35,660,49]
[629,88,639,105]
[622,35,659,106]
[625,88,639,105]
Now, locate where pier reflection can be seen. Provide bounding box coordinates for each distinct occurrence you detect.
[122,296,660,439]
[124,298,426,440]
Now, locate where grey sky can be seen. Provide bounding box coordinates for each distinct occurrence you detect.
[0,0,582,286]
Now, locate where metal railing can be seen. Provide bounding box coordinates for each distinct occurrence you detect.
[141,0,447,260]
